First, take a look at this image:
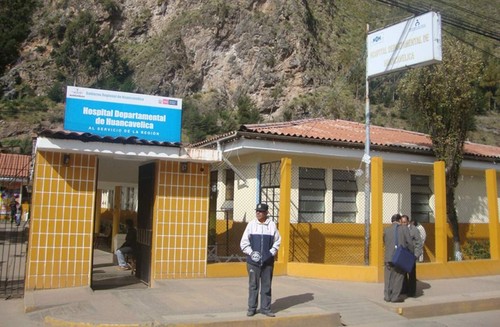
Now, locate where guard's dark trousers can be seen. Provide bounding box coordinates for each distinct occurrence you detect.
[247,263,273,313]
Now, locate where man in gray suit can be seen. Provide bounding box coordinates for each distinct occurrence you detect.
[401,214,423,297]
[383,213,414,302]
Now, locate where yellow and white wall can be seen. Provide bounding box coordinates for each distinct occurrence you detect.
[25,141,500,291]
[152,161,210,281]
[207,154,500,281]
[26,151,97,289]
[26,148,214,291]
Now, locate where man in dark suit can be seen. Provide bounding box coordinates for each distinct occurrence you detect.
[401,214,422,297]
[383,213,414,302]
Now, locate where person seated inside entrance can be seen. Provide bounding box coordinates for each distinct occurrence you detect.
[115,219,137,271]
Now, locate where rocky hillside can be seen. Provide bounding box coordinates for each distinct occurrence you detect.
[0,0,498,150]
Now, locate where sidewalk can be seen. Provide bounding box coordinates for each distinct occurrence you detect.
[2,273,500,327]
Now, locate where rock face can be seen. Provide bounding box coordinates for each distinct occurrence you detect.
[2,0,369,121]
[2,0,499,148]
[114,0,343,120]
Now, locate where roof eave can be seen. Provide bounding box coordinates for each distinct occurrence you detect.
[193,129,500,163]
[235,131,435,156]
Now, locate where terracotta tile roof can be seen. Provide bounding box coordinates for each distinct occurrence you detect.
[36,121,499,160]
[195,118,499,160]
[463,142,500,158]
[0,153,31,179]
[242,118,431,148]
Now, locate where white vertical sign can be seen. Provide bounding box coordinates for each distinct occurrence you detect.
[367,11,442,78]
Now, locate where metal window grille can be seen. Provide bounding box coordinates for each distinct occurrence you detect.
[411,175,432,222]
[101,189,113,209]
[121,187,137,211]
[298,167,326,223]
[260,161,280,222]
[225,169,234,201]
[332,169,358,223]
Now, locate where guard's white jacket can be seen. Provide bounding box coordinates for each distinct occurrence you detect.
[240,217,281,266]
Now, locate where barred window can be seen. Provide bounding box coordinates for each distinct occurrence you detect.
[225,169,234,200]
[332,170,358,222]
[101,189,114,209]
[101,187,137,211]
[121,187,138,211]
[260,161,280,222]
[411,175,432,222]
[299,167,325,222]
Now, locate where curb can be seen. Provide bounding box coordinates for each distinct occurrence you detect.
[44,316,152,327]
[394,297,500,318]
[158,312,341,327]
[43,310,341,327]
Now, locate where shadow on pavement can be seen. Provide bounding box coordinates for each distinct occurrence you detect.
[92,275,145,290]
[272,292,315,312]
[416,280,431,297]
[91,248,146,291]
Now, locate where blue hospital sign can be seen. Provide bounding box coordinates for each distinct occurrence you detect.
[64,86,183,142]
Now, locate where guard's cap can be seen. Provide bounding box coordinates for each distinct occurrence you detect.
[255,203,268,212]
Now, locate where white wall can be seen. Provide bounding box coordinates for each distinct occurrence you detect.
[215,152,496,225]
[455,171,488,223]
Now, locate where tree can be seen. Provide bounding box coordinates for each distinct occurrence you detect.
[0,0,37,75]
[182,99,222,143]
[480,58,500,112]
[53,11,132,89]
[236,95,260,125]
[397,38,484,260]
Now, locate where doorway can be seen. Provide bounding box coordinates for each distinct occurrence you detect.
[91,157,150,290]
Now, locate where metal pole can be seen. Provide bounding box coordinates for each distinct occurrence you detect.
[225,211,229,255]
[363,24,371,265]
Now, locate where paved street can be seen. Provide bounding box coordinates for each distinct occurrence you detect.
[2,225,500,326]
[2,271,499,326]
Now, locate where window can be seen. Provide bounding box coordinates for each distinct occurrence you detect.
[260,161,281,222]
[100,187,137,211]
[101,189,113,209]
[221,169,234,219]
[332,170,358,222]
[299,168,325,222]
[225,169,234,200]
[411,175,432,222]
[121,187,138,211]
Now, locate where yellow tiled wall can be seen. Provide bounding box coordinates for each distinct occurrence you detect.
[26,151,97,290]
[153,161,210,279]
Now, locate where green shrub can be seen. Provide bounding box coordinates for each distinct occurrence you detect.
[462,239,490,260]
[99,0,121,19]
[2,137,33,154]
[47,82,65,103]
[0,0,38,75]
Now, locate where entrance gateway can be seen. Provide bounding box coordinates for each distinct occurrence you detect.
[25,130,219,291]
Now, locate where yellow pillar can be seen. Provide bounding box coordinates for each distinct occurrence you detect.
[112,186,122,252]
[434,161,447,262]
[370,157,384,280]
[278,157,292,272]
[485,169,500,260]
[94,189,102,234]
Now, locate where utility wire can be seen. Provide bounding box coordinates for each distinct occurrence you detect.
[431,0,500,25]
[372,0,500,41]
[443,27,499,59]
